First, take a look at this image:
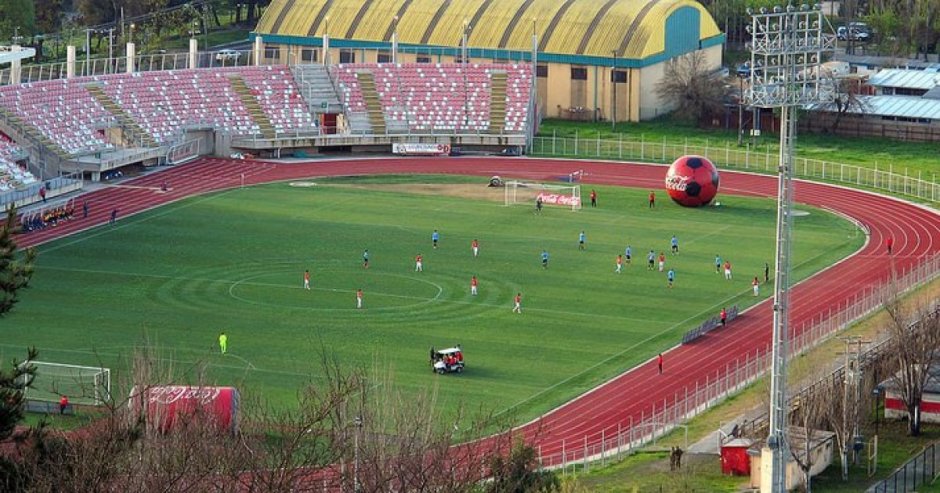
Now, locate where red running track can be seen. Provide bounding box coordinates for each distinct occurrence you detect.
[17,157,940,466]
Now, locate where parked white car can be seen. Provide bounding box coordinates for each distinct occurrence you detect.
[215,49,241,62]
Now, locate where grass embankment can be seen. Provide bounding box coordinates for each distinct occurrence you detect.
[537,119,940,182]
[563,280,940,492]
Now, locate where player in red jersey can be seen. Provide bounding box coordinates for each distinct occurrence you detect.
[471,239,480,257]
[471,275,479,296]
[512,293,522,313]
[303,270,311,290]
[356,288,363,309]
[415,254,423,272]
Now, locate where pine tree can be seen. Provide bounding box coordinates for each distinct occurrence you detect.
[0,347,38,442]
[0,206,36,316]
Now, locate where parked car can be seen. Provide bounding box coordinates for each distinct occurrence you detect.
[215,49,241,62]
[837,25,870,41]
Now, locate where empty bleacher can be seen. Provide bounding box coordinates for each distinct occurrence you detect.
[0,137,37,191]
[0,66,319,157]
[331,63,532,134]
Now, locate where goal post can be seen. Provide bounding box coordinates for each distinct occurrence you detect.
[18,361,112,406]
[504,181,582,211]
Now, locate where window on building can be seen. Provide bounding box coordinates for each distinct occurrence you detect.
[339,50,356,63]
[416,55,432,63]
[264,47,281,59]
[377,52,392,63]
[571,67,587,80]
[536,65,548,78]
[301,49,318,62]
[611,70,627,83]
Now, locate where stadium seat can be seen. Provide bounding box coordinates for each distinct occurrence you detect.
[0,137,37,192]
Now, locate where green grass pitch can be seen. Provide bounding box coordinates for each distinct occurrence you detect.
[1,174,863,426]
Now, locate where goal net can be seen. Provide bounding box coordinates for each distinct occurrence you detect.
[18,361,112,406]
[504,181,582,211]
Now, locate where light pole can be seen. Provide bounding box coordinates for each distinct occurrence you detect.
[745,4,834,491]
[85,28,92,75]
[611,49,617,130]
[107,28,114,73]
[461,20,470,65]
[391,15,399,64]
[353,415,363,493]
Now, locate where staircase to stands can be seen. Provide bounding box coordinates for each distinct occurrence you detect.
[228,76,276,139]
[86,85,159,148]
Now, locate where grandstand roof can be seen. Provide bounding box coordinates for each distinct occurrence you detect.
[868,69,940,91]
[254,0,722,65]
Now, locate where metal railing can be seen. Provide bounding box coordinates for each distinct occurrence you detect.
[0,50,261,86]
[539,252,940,471]
[529,135,940,204]
[870,442,940,493]
[0,172,83,210]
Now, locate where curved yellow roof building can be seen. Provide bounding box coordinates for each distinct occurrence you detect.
[255,0,723,65]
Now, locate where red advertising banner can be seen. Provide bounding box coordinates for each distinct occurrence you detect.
[131,385,240,433]
[536,192,582,207]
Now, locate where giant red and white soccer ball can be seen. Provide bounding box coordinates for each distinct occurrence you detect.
[664,155,720,207]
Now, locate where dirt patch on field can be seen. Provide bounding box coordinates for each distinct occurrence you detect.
[329,183,506,203]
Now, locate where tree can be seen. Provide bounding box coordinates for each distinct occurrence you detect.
[486,438,559,493]
[655,52,732,125]
[0,0,36,41]
[0,207,37,316]
[826,73,871,133]
[884,299,940,436]
[33,0,64,35]
[0,348,38,443]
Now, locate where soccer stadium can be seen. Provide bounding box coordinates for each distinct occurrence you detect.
[1,0,940,491]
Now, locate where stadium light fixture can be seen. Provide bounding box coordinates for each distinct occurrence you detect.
[743,3,834,491]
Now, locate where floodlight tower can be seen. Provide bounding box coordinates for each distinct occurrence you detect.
[743,3,834,492]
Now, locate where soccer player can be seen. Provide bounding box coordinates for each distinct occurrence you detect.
[723,260,733,280]
[536,197,543,214]
[670,235,679,254]
[647,250,655,270]
[512,292,522,313]
[471,275,479,296]
[218,332,227,355]
[715,254,722,274]
[667,268,675,288]
[579,231,586,251]
[415,253,423,272]
[720,307,727,326]
[764,262,770,283]
[357,288,363,309]
[658,252,666,272]
[615,254,624,273]
[110,208,118,225]
[471,239,480,257]
[625,245,632,265]
[363,249,370,269]
[541,249,550,269]
[82,200,89,218]
[657,353,664,374]
[752,276,760,296]
[432,229,440,249]
[590,189,597,208]
[886,237,894,254]
[648,191,656,208]
[303,270,311,290]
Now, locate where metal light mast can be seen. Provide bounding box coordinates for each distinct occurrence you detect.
[743,4,834,491]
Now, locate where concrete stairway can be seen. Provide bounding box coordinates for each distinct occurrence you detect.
[291,64,343,114]
[356,73,387,134]
[85,84,158,148]
[228,75,276,139]
[488,72,507,134]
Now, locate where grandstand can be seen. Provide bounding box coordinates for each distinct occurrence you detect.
[0,137,36,192]
[253,0,724,122]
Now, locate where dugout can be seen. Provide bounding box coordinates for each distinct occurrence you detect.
[251,0,724,122]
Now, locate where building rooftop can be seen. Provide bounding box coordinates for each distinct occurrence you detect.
[810,95,940,121]
[868,69,940,90]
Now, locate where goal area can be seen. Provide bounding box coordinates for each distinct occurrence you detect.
[18,361,112,406]
[504,181,582,211]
